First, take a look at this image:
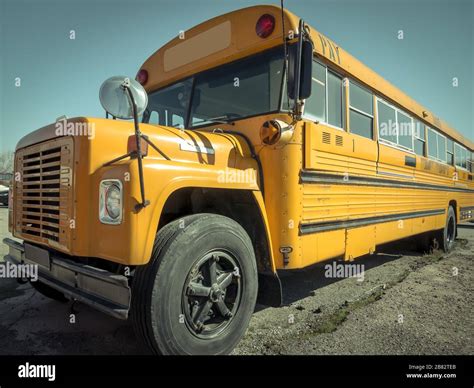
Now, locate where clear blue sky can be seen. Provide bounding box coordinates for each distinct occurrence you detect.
[0,0,473,152]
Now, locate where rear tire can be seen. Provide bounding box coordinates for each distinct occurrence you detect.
[435,206,456,253]
[131,213,258,355]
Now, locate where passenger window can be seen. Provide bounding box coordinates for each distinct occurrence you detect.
[305,61,326,121]
[350,82,373,114]
[397,112,413,150]
[304,62,345,129]
[428,128,438,159]
[428,128,447,162]
[350,111,372,139]
[327,72,344,128]
[437,136,447,162]
[377,101,397,143]
[349,81,373,139]
[377,99,414,151]
[413,120,425,156]
[446,138,454,165]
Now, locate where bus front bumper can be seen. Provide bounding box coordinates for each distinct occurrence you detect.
[2,238,131,320]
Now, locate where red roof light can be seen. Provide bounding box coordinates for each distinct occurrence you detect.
[256,14,275,39]
[136,69,148,85]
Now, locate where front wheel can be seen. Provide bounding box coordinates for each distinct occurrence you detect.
[131,214,258,355]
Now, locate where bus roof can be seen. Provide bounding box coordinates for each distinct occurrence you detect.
[138,5,473,151]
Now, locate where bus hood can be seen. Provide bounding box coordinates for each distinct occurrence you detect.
[15,117,253,169]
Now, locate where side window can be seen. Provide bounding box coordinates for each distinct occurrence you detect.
[397,111,414,150]
[427,128,438,159]
[446,138,454,165]
[377,98,414,151]
[377,100,397,143]
[462,147,467,169]
[427,128,447,162]
[437,135,447,162]
[349,81,373,139]
[304,61,345,129]
[413,120,425,156]
[327,72,344,128]
[305,61,326,121]
[454,143,468,169]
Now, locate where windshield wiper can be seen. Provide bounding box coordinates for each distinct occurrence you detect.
[197,113,241,125]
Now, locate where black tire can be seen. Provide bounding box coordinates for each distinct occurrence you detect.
[131,213,258,355]
[435,206,456,253]
[31,281,68,303]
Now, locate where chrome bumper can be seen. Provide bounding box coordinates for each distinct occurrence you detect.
[2,238,130,320]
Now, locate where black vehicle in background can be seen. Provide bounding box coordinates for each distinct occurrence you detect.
[0,185,9,206]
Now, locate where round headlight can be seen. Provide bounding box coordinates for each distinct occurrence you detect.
[105,184,121,219]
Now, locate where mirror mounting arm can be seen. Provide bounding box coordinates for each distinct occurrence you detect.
[123,84,150,211]
[292,19,304,121]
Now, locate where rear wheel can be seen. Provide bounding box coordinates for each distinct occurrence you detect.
[435,206,456,253]
[131,213,258,355]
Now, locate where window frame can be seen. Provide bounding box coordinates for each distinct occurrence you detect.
[454,143,470,171]
[348,80,374,139]
[468,151,474,172]
[427,127,448,163]
[446,138,454,165]
[303,58,346,131]
[376,97,416,153]
[413,120,425,157]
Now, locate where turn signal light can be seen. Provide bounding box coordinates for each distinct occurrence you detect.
[127,134,148,156]
[260,120,294,146]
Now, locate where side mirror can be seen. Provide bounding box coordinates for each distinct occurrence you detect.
[287,41,313,100]
[299,40,313,99]
[99,76,148,119]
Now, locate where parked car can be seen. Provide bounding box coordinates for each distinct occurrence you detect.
[0,184,9,206]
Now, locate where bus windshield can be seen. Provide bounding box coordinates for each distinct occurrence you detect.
[142,47,285,129]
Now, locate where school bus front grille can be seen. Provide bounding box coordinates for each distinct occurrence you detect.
[14,137,74,251]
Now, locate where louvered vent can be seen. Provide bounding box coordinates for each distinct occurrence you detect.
[336,135,343,146]
[322,132,331,144]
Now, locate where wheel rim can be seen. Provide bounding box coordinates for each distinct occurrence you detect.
[182,250,242,339]
[447,216,455,245]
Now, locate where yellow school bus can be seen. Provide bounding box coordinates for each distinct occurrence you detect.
[4,5,474,355]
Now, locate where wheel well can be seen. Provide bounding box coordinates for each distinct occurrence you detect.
[158,187,273,273]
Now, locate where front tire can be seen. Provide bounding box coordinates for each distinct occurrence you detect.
[131,214,258,355]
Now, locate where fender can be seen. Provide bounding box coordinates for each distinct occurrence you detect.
[136,160,276,273]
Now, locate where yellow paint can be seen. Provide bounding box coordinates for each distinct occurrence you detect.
[11,5,474,275]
